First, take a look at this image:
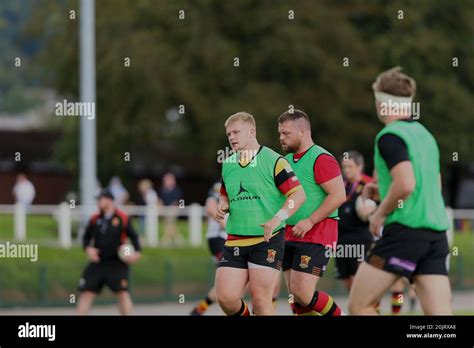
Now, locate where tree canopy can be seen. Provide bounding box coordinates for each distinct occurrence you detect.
[22,0,474,180]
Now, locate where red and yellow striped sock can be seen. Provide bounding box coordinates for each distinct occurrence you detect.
[308,291,343,316]
[231,299,250,316]
[191,296,213,315]
[291,302,318,316]
[392,292,404,315]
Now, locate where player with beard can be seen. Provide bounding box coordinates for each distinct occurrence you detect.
[278,110,346,316]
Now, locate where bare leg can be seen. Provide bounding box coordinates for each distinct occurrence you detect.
[289,270,320,306]
[215,267,249,315]
[348,262,400,315]
[248,266,280,315]
[77,291,96,315]
[207,286,217,302]
[272,272,282,301]
[391,278,406,292]
[117,291,133,315]
[413,275,452,315]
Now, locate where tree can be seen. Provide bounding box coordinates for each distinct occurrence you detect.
[22,0,474,180]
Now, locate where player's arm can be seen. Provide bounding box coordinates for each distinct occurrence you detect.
[216,180,230,221]
[369,134,415,236]
[278,187,306,220]
[207,195,226,229]
[310,176,345,223]
[292,155,345,237]
[260,157,306,241]
[83,217,100,263]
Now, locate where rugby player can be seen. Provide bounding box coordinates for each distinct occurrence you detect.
[278,110,346,316]
[190,181,227,315]
[77,189,142,315]
[215,112,306,316]
[348,67,452,315]
[336,151,373,291]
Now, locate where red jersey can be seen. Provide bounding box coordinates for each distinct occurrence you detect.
[284,153,341,248]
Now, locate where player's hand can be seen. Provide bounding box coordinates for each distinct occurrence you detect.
[292,218,314,238]
[85,246,100,263]
[122,251,142,264]
[216,201,229,221]
[362,182,379,201]
[260,216,281,242]
[369,211,385,237]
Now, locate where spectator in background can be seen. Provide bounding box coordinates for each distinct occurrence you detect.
[108,176,129,206]
[159,172,183,245]
[137,179,159,234]
[12,173,36,207]
[138,179,159,206]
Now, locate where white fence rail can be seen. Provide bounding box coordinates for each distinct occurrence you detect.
[0,204,472,249]
[0,203,205,249]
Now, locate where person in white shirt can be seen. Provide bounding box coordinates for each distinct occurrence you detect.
[137,179,159,234]
[108,176,129,206]
[12,173,36,207]
[138,179,158,206]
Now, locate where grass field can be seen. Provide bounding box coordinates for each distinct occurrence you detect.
[0,214,196,244]
[0,215,473,308]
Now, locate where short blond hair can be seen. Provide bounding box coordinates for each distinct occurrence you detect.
[372,66,416,97]
[138,179,153,192]
[224,112,256,129]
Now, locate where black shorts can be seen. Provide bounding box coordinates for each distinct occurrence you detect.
[217,230,284,270]
[208,237,226,264]
[334,239,373,279]
[282,241,331,277]
[78,260,129,294]
[365,223,449,280]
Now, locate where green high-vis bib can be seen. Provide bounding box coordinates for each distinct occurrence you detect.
[374,121,449,231]
[222,146,286,236]
[285,145,338,225]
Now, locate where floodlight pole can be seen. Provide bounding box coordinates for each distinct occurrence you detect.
[79,0,97,224]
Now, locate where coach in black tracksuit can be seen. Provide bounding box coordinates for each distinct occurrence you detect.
[77,189,142,315]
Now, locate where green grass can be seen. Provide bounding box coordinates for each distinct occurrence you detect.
[0,214,204,244]
[0,215,59,241]
[0,216,472,307]
[0,245,214,306]
[449,232,474,288]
